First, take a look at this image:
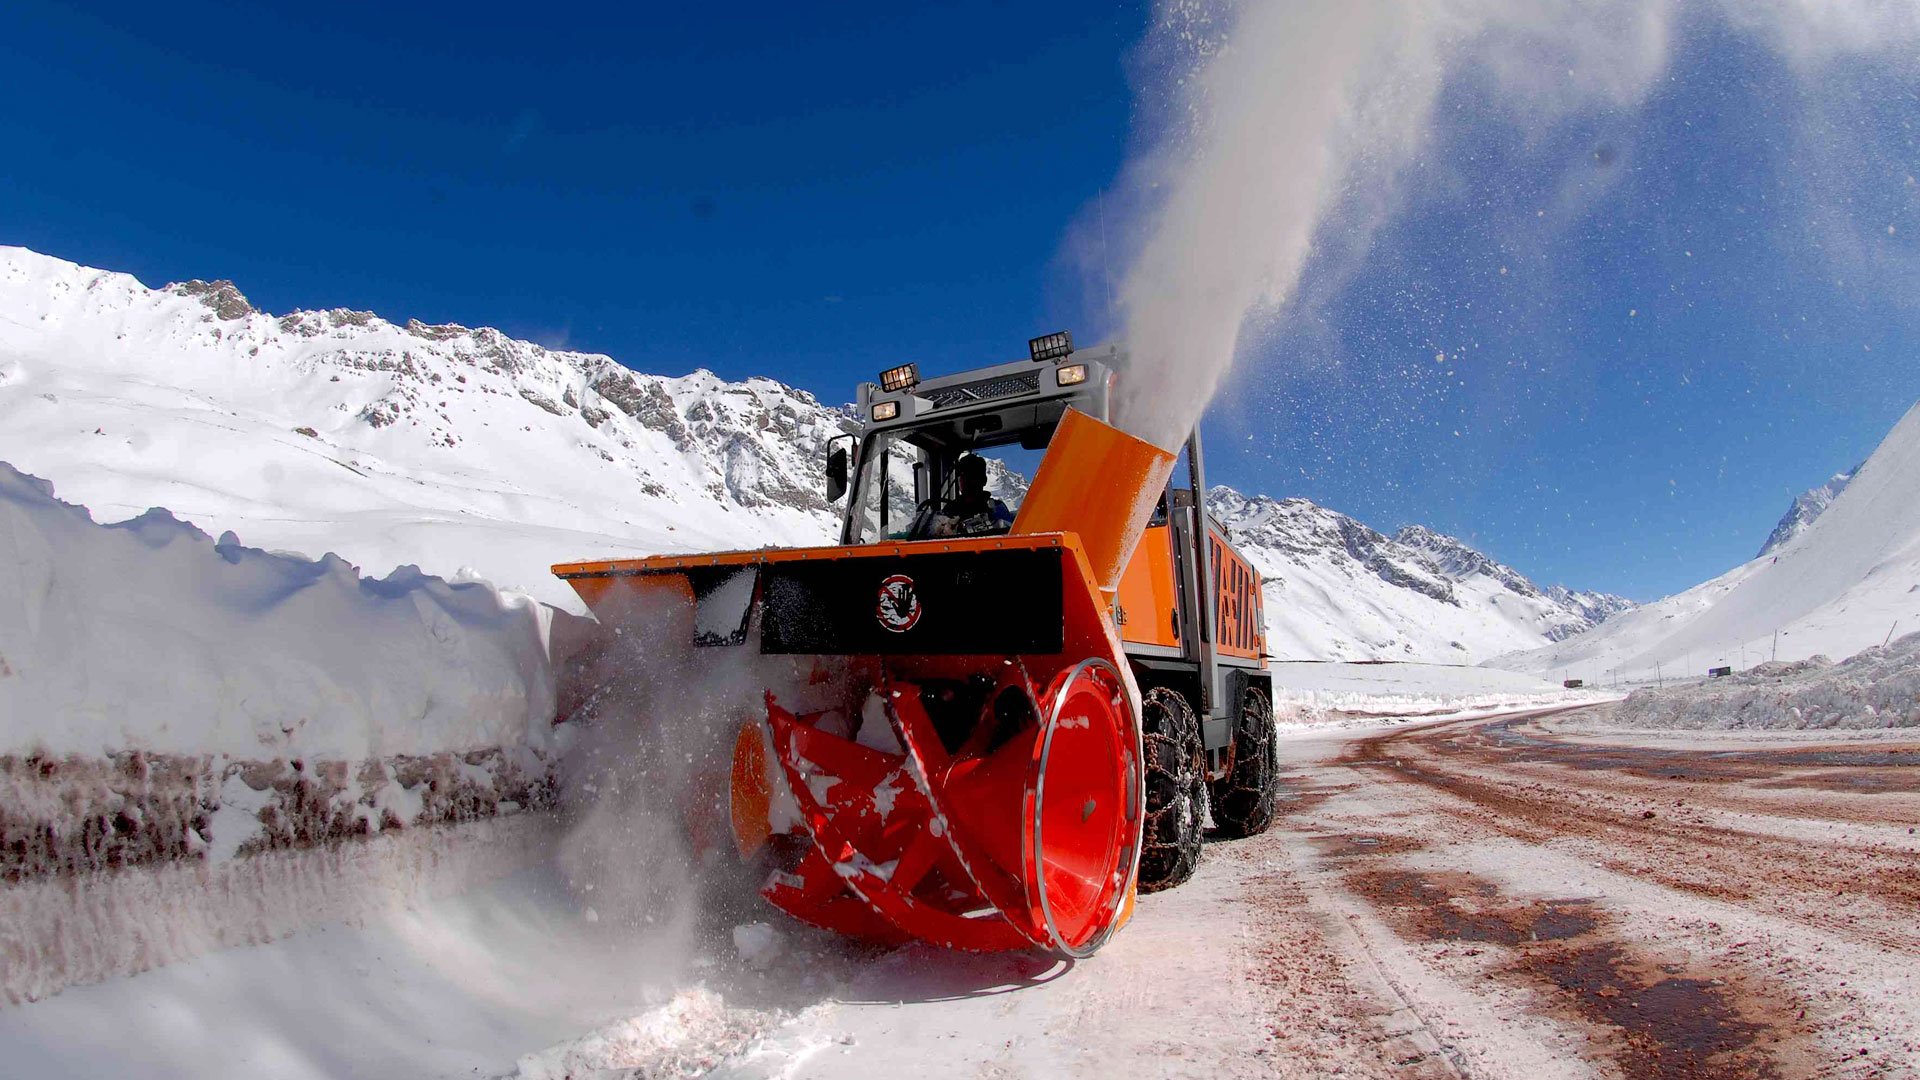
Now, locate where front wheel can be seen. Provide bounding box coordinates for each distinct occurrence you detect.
[1209,685,1279,838]
[1136,686,1204,892]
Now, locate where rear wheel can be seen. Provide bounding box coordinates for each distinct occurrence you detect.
[1136,686,1204,892]
[1210,685,1279,838]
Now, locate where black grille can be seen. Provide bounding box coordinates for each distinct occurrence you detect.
[925,370,1040,409]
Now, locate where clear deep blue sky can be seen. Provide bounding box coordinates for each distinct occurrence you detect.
[4,1,1916,601]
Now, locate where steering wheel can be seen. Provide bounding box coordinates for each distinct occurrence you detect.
[906,497,944,541]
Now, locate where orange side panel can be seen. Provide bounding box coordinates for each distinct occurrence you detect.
[1116,525,1180,650]
[1209,529,1265,664]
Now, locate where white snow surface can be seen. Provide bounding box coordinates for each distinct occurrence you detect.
[1607,631,1920,731]
[0,460,556,759]
[1498,401,1920,683]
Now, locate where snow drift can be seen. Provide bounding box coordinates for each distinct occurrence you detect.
[0,461,557,761]
[1607,632,1920,731]
[0,462,571,1002]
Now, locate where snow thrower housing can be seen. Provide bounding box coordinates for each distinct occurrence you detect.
[554,337,1279,957]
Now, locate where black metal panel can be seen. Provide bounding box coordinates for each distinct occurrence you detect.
[760,548,1063,655]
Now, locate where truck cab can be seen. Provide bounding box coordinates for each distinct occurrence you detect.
[828,334,1275,847]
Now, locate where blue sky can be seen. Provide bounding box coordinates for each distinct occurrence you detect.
[3,1,1915,601]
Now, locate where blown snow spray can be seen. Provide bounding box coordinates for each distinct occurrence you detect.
[1103,0,1920,451]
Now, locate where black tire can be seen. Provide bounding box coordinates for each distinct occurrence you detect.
[1210,685,1279,839]
[1136,686,1205,892]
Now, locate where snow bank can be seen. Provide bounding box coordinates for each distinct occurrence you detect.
[0,461,558,760]
[1610,633,1920,731]
[0,462,573,999]
[1268,661,1607,725]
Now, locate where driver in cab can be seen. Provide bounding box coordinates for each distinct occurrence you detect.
[928,453,1013,538]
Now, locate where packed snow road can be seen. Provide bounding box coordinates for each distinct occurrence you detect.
[8,705,1917,1079]
[728,704,1920,1079]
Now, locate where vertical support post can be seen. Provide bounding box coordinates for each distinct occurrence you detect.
[1186,429,1216,719]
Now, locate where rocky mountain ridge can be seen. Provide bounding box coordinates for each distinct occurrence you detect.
[1207,489,1633,663]
[1759,467,1860,558]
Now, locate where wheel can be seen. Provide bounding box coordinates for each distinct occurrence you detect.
[1209,684,1279,839]
[1136,686,1204,892]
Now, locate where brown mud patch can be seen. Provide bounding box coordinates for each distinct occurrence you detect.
[1351,868,1816,1079]
[1348,870,1598,946]
[1753,769,1920,794]
[1271,773,1350,818]
[1311,833,1428,860]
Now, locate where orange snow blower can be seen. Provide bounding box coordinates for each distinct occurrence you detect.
[556,334,1280,957]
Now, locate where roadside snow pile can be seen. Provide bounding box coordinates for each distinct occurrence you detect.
[0,461,580,1003]
[0,460,566,882]
[0,461,559,759]
[1268,662,1611,726]
[1612,633,1920,731]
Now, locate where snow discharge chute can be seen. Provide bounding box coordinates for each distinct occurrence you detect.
[556,409,1176,955]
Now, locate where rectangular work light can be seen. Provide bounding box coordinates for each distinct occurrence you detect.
[871,400,899,421]
[879,363,919,392]
[1055,363,1088,386]
[1028,330,1074,363]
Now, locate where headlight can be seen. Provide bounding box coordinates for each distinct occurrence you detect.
[1056,363,1088,386]
[871,400,900,421]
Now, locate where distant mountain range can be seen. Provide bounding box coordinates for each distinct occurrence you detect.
[1206,490,1631,664]
[0,245,1628,662]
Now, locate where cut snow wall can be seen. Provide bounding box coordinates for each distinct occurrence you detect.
[0,461,558,760]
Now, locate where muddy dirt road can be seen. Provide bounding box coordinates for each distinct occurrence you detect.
[1250,706,1920,1080]
[750,705,1920,1079]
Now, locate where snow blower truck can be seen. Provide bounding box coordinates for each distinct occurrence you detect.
[553,333,1278,957]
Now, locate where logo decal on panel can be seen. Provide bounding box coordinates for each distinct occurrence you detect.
[876,574,922,632]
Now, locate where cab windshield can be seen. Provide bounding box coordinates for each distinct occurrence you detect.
[844,428,1035,544]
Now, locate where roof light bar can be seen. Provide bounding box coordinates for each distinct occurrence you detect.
[879,363,920,392]
[1029,330,1074,363]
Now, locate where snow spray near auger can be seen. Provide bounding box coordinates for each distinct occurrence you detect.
[556,336,1280,956]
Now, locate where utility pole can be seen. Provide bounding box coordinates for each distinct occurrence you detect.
[1888,621,1901,649]
[1772,630,1779,663]
[1656,660,1663,688]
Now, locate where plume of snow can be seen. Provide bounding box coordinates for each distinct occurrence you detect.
[1107,0,1920,449]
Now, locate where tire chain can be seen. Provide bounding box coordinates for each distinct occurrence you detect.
[1210,687,1279,838]
[1137,686,1205,892]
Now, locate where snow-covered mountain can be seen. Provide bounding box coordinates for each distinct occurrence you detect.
[0,246,1627,662]
[1758,466,1859,557]
[1207,489,1632,664]
[1498,402,1920,682]
[0,246,850,611]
